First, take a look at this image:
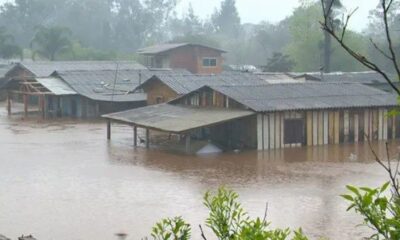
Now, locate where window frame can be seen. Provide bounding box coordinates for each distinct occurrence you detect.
[202,57,218,68]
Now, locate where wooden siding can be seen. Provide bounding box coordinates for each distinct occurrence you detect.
[257,108,397,151]
[159,45,224,74]
[144,78,179,105]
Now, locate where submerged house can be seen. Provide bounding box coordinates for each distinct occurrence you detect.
[138,43,226,74]
[104,82,399,153]
[1,61,186,118]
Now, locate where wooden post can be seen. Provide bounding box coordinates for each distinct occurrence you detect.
[185,134,191,154]
[6,92,11,116]
[40,95,45,119]
[354,114,359,143]
[146,129,150,149]
[23,94,28,118]
[306,111,313,146]
[133,126,137,147]
[107,120,111,140]
[334,111,340,144]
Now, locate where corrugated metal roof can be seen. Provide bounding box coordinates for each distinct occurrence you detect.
[103,104,254,133]
[54,69,188,102]
[304,71,395,84]
[10,61,147,77]
[137,43,226,55]
[140,72,268,95]
[207,83,398,112]
[35,77,77,95]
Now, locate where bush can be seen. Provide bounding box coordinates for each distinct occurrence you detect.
[146,187,308,240]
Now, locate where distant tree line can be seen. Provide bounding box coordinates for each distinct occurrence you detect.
[0,0,398,73]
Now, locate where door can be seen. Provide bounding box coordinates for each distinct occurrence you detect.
[284,119,305,145]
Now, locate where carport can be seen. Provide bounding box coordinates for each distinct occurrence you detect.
[102,103,254,153]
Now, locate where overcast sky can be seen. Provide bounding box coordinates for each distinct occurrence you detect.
[0,0,378,32]
[176,0,379,32]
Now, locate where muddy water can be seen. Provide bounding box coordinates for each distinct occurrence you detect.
[0,106,396,240]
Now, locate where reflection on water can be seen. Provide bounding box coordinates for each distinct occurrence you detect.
[0,113,396,240]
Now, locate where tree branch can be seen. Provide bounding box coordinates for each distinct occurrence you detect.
[199,225,208,240]
[320,0,400,95]
[381,0,400,78]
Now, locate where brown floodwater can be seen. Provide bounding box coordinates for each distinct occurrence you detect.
[0,105,397,240]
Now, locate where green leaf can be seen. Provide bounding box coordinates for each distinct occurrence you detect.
[381,182,390,193]
[341,194,354,201]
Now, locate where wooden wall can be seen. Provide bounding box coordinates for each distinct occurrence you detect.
[257,108,398,150]
[167,45,223,74]
[143,78,179,105]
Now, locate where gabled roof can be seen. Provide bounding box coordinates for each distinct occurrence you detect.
[179,83,398,112]
[137,43,226,55]
[137,72,268,95]
[7,61,146,77]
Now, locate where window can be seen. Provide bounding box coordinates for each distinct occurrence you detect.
[202,58,217,67]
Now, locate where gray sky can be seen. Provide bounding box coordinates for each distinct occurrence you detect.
[176,0,379,32]
[0,0,377,32]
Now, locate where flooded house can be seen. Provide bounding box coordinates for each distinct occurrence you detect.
[138,43,226,74]
[0,61,186,118]
[104,82,399,153]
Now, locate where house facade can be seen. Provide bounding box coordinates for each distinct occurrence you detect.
[138,43,226,74]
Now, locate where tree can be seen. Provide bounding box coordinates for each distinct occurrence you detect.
[0,27,22,59]
[264,52,295,72]
[320,0,400,94]
[322,0,343,73]
[211,0,241,37]
[286,1,366,72]
[321,1,400,238]
[30,26,72,61]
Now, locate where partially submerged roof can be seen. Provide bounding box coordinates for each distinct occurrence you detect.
[138,72,267,95]
[196,83,398,112]
[35,77,77,95]
[137,43,226,55]
[103,104,254,133]
[8,61,146,77]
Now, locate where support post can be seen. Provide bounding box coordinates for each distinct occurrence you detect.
[185,134,191,154]
[107,120,111,140]
[40,95,45,120]
[6,92,11,116]
[133,126,137,147]
[23,94,28,118]
[145,129,150,149]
